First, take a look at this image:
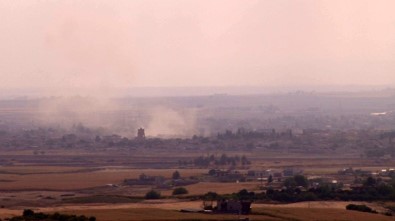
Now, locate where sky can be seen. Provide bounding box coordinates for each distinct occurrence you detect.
[1,0,395,96]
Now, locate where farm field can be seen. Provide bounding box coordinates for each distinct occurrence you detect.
[0,167,207,190]
[0,202,393,221]
[0,147,393,220]
[0,156,392,191]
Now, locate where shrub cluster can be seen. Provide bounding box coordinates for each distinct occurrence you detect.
[346,204,378,214]
[8,209,96,221]
[192,154,250,167]
[172,187,188,195]
[202,175,395,203]
[145,190,161,199]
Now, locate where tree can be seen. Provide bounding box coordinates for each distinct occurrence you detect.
[203,191,219,200]
[202,191,218,210]
[220,154,228,165]
[145,190,161,199]
[139,173,148,180]
[23,209,34,217]
[208,169,216,176]
[284,175,308,188]
[268,175,273,184]
[377,184,394,196]
[284,177,297,188]
[364,176,376,187]
[294,175,308,188]
[172,170,181,179]
[172,187,188,195]
[237,189,255,200]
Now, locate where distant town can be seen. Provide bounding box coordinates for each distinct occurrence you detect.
[0,92,394,220]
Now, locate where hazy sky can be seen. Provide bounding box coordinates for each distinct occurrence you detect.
[1,0,395,94]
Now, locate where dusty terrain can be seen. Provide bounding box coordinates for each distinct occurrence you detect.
[0,200,393,221]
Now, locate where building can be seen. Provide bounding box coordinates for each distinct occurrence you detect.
[216,199,252,214]
[283,168,303,177]
[137,128,145,139]
[124,173,165,185]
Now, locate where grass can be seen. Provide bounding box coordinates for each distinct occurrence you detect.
[0,168,206,190]
[2,202,390,221]
[0,166,87,174]
[46,207,395,221]
[62,208,278,221]
[252,207,394,221]
[62,195,142,204]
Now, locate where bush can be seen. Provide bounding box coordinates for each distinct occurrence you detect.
[237,189,255,200]
[172,187,188,195]
[11,210,95,221]
[208,169,216,176]
[284,175,308,188]
[346,204,378,213]
[203,191,219,200]
[145,190,161,199]
[22,209,34,217]
[172,170,181,179]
